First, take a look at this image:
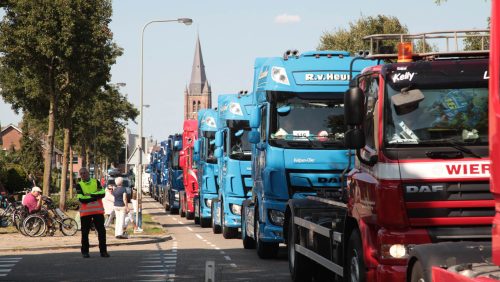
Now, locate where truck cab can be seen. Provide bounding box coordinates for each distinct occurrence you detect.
[242,50,375,259]
[211,92,254,238]
[193,109,219,227]
[179,119,199,219]
[164,134,183,214]
[340,32,490,282]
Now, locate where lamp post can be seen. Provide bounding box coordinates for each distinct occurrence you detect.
[137,18,193,225]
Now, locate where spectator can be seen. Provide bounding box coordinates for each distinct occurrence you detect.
[22,187,43,214]
[112,177,128,239]
[103,184,115,228]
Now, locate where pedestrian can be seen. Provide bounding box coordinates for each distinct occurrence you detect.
[131,188,143,233]
[76,167,109,258]
[112,177,129,239]
[103,184,115,229]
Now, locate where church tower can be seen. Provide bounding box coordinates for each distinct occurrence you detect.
[184,35,212,120]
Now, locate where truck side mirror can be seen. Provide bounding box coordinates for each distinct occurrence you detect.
[344,87,365,126]
[344,128,366,149]
[214,148,223,159]
[250,107,261,129]
[215,131,223,147]
[248,130,260,144]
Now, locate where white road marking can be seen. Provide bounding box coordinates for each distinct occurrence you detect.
[0,265,15,268]
[195,234,203,239]
[215,247,220,250]
[139,265,166,268]
[220,251,225,255]
[172,250,177,253]
[224,256,231,261]
[0,269,11,273]
[186,227,193,231]
[0,258,22,261]
[178,221,184,224]
[230,263,237,268]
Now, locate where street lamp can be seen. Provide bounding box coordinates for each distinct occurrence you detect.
[137,18,193,225]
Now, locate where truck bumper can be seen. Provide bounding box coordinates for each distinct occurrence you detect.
[259,199,286,243]
[200,192,217,219]
[374,265,406,282]
[224,196,246,228]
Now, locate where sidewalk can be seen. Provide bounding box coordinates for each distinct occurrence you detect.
[0,196,170,252]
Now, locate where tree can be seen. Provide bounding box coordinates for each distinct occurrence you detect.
[19,116,44,187]
[317,15,408,54]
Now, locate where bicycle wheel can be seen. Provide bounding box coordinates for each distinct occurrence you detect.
[60,218,78,236]
[23,215,47,237]
[12,212,27,236]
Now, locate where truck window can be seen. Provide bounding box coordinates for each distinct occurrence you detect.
[260,105,267,142]
[361,76,379,149]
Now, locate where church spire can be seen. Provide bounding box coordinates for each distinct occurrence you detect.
[189,34,206,95]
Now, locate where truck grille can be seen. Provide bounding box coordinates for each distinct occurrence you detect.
[403,181,494,228]
[286,169,345,198]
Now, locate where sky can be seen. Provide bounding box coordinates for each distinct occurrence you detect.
[0,0,492,141]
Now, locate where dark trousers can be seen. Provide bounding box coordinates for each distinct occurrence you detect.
[80,214,107,254]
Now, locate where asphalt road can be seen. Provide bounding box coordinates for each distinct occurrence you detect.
[0,196,291,281]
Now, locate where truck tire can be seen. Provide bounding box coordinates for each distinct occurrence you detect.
[186,211,194,220]
[222,202,238,239]
[170,208,179,215]
[194,199,200,225]
[288,216,312,281]
[242,206,255,249]
[180,193,186,217]
[345,230,366,282]
[200,217,211,228]
[409,260,426,282]
[255,207,279,259]
[211,202,221,234]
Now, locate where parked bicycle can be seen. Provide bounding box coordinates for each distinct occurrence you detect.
[23,196,78,237]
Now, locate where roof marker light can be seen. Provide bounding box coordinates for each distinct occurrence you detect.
[397,42,413,62]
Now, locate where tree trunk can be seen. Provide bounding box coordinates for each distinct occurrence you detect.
[86,150,90,171]
[69,147,74,198]
[42,95,56,196]
[81,143,87,168]
[59,126,70,210]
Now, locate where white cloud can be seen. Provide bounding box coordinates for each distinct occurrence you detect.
[274,14,301,24]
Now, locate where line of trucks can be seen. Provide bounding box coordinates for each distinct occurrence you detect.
[146,3,500,280]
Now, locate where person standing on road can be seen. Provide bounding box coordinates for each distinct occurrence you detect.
[103,184,115,228]
[112,177,129,239]
[76,167,109,258]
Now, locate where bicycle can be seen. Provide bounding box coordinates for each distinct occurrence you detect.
[23,196,78,237]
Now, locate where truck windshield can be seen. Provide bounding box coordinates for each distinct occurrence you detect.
[228,128,252,160]
[269,93,345,149]
[172,151,180,170]
[384,86,488,146]
[203,131,217,164]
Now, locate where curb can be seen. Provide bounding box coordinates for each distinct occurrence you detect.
[0,234,172,252]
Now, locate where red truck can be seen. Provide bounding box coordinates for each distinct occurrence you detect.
[179,119,199,220]
[406,2,500,282]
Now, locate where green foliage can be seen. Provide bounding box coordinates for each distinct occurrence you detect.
[19,118,44,185]
[317,15,408,54]
[463,18,490,51]
[0,164,30,193]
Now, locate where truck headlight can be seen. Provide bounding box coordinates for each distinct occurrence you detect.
[268,209,284,226]
[380,244,410,259]
[230,204,241,215]
[174,192,179,200]
[271,66,290,85]
[204,198,213,208]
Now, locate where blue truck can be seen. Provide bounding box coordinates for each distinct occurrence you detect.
[149,150,162,201]
[162,134,184,214]
[193,109,219,227]
[242,50,375,259]
[212,92,254,239]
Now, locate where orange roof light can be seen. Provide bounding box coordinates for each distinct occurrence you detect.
[397,42,413,62]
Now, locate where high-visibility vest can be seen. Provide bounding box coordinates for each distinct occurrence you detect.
[78,179,105,217]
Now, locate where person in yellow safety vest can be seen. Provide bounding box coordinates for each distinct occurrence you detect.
[76,167,109,258]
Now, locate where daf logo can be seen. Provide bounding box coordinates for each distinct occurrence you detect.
[318,177,340,183]
[406,185,444,193]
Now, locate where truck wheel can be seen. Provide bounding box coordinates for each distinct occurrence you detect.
[186,211,194,220]
[180,194,186,217]
[255,208,279,259]
[200,217,211,228]
[194,199,200,225]
[222,202,238,239]
[410,260,427,282]
[170,208,179,215]
[211,202,221,234]
[242,206,255,249]
[288,216,312,281]
[345,230,366,282]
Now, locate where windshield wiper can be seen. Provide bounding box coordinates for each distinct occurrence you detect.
[420,138,482,159]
